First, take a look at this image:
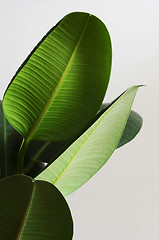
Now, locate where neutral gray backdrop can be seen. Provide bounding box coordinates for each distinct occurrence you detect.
[0,1,158,239]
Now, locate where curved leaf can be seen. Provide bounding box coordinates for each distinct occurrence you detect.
[118,109,143,147]
[3,12,112,143]
[98,103,143,148]
[36,86,140,196]
[0,175,73,239]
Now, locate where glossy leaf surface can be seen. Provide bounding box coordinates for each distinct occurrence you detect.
[36,86,140,196]
[3,12,112,142]
[0,175,73,239]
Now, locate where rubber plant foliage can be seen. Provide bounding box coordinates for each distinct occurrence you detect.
[0,12,143,239]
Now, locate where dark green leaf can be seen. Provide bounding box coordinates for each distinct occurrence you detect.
[0,175,73,239]
[0,101,22,178]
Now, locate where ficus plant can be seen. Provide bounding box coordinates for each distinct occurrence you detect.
[0,12,142,239]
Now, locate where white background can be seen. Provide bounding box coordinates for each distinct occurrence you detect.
[0,1,159,239]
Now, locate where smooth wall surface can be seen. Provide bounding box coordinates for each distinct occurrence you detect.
[0,1,158,239]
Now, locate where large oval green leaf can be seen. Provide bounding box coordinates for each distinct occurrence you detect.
[36,86,140,196]
[3,12,112,142]
[0,175,73,239]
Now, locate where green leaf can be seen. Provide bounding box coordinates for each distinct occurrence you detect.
[36,86,140,196]
[24,103,142,174]
[98,103,143,148]
[3,12,112,143]
[117,109,143,148]
[0,101,22,178]
[0,175,73,240]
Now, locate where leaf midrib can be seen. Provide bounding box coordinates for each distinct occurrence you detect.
[52,87,137,186]
[15,184,35,240]
[26,15,91,142]
[53,101,112,185]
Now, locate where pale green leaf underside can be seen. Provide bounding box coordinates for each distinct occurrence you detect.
[3,12,112,142]
[36,86,140,196]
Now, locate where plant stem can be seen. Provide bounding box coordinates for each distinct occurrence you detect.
[16,138,29,174]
